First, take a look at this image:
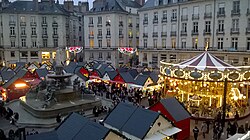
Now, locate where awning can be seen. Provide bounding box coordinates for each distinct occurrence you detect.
[227,133,245,140]
[160,127,182,136]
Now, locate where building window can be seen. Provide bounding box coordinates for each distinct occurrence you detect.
[144,14,148,21]
[79,26,81,32]
[43,39,47,47]
[232,19,239,30]
[32,41,37,47]
[129,40,132,47]
[153,39,157,48]
[192,38,198,49]
[98,52,102,59]
[98,40,102,48]
[172,9,177,20]
[152,54,158,68]
[90,53,94,59]
[89,39,94,48]
[119,16,122,22]
[10,41,15,48]
[42,17,46,24]
[162,39,166,48]
[247,38,250,50]
[107,28,110,35]
[98,29,102,36]
[128,17,132,24]
[171,38,176,48]
[21,39,26,47]
[31,27,36,35]
[119,39,123,47]
[181,23,187,32]
[10,27,15,35]
[10,51,15,57]
[89,17,93,24]
[97,17,102,24]
[163,11,167,19]
[79,36,82,42]
[193,22,198,33]
[217,38,223,49]
[232,1,240,13]
[107,39,111,47]
[231,37,238,50]
[218,3,225,14]
[153,25,158,33]
[171,23,176,32]
[182,7,187,16]
[43,27,47,35]
[9,15,14,22]
[181,38,186,48]
[143,53,147,61]
[153,12,158,21]
[218,20,224,32]
[21,27,25,35]
[205,21,211,32]
[119,53,123,59]
[53,28,57,35]
[143,39,147,48]
[248,18,250,28]
[136,39,139,48]
[204,38,210,50]
[20,16,26,23]
[205,4,212,15]
[30,51,38,57]
[161,54,167,61]
[21,51,28,57]
[53,39,58,47]
[107,52,111,59]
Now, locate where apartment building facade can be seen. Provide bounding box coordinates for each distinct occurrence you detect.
[138,0,250,68]
[84,0,142,68]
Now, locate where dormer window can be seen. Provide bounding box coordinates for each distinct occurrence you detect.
[163,0,168,5]
[154,0,159,6]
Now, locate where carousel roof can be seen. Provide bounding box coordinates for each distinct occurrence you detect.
[178,52,237,71]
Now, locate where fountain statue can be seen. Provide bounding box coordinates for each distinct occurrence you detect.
[20,47,101,118]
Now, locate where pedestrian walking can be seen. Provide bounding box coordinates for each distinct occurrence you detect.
[205,120,211,134]
[201,122,207,139]
[193,126,199,140]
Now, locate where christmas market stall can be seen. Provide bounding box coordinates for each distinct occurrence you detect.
[160,51,250,119]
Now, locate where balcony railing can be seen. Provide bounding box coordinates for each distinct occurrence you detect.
[246,28,250,35]
[106,34,111,38]
[153,18,158,24]
[162,17,167,23]
[20,33,27,38]
[203,29,211,35]
[97,34,102,39]
[192,14,199,20]
[181,15,188,21]
[171,17,177,22]
[119,21,123,27]
[230,28,240,35]
[170,31,176,37]
[161,32,167,37]
[20,22,26,26]
[97,23,102,27]
[9,34,16,38]
[106,21,111,26]
[88,34,94,38]
[42,34,48,38]
[52,22,58,27]
[41,22,47,26]
[88,23,94,27]
[216,29,225,35]
[9,21,16,26]
[53,34,58,38]
[217,11,225,18]
[31,34,37,38]
[128,23,133,27]
[30,22,37,26]
[119,34,123,38]
[180,31,187,36]
[143,19,148,25]
[152,32,158,37]
[231,9,241,16]
[191,30,199,36]
[204,12,212,19]
[143,33,148,38]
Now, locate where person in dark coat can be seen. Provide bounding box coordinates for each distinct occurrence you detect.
[193,126,199,140]
[235,111,239,121]
[56,113,61,123]
[238,125,245,134]
[205,120,211,134]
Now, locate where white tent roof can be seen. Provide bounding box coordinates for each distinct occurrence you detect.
[145,127,182,140]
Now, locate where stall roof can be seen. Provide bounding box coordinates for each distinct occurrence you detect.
[74,67,88,81]
[27,131,58,140]
[1,70,15,82]
[160,98,191,122]
[13,65,24,73]
[2,76,23,89]
[16,69,29,78]
[150,71,159,84]
[119,72,134,83]
[35,68,48,78]
[134,74,151,86]
[106,71,118,80]
[127,69,138,79]
[16,62,26,67]
[104,102,160,139]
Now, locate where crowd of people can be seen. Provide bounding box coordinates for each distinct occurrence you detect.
[87,81,161,107]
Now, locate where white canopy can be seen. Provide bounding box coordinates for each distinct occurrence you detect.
[145,127,182,140]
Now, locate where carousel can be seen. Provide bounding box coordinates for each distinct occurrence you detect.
[160,51,250,119]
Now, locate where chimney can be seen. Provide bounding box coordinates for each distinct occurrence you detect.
[33,0,38,11]
[64,0,74,12]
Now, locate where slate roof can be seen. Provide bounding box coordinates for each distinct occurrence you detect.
[27,131,58,140]
[1,70,15,81]
[64,62,77,74]
[104,102,160,139]
[128,69,138,79]
[35,68,48,78]
[134,74,150,86]
[1,1,68,15]
[13,65,24,73]
[90,0,141,13]
[96,64,115,77]
[106,70,118,80]
[160,98,191,122]
[119,72,134,83]
[2,76,19,89]
[150,71,159,84]
[74,67,88,81]
[16,62,26,67]
[16,69,28,78]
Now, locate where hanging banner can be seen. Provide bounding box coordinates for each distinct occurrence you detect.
[118,47,137,55]
[67,46,83,53]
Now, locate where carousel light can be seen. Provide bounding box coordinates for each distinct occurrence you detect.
[240,84,244,87]
[184,82,187,85]
[234,83,237,86]
[233,96,238,101]
[195,86,198,90]
[203,83,207,87]
[15,83,27,88]
[243,96,246,99]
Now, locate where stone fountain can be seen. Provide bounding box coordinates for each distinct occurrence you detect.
[20,48,101,118]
